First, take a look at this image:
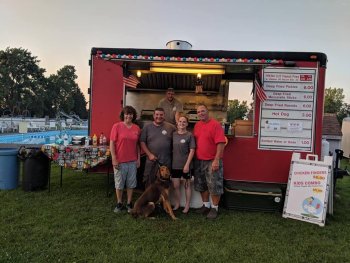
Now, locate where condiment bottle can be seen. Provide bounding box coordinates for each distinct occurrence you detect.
[99,133,104,145]
[92,134,98,146]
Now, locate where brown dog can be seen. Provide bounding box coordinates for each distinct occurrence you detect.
[130,165,177,220]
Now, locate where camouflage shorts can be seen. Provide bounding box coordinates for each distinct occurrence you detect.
[194,159,223,195]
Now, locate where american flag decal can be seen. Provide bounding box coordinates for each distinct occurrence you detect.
[123,74,140,88]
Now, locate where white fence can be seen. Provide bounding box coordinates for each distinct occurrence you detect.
[0,117,87,134]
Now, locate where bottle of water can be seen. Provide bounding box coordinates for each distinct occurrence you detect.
[63,133,69,146]
[85,136,90,146]
[228,124,232,135]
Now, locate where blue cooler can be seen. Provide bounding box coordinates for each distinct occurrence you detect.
[0,148,19,190]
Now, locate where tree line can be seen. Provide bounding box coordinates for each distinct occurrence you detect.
[0,47,88,119]
[1,47,347,123]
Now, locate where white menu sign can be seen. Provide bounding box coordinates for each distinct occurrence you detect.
[258,68,317,151]
[283,153,333,227]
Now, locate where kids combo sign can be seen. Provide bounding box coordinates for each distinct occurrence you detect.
[283,153,333,226]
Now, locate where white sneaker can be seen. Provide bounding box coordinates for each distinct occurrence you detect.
[114,203,123,213]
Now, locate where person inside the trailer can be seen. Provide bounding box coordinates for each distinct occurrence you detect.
[158,88,183,125]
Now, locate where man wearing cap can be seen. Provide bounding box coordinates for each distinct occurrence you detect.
[158,88,183,125]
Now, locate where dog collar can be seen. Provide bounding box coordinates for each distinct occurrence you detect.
[159,176,170,182]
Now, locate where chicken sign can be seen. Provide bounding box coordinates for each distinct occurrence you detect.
[283,153,333,227]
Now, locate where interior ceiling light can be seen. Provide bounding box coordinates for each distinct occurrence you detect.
[151,62,224,69]
[150,67,224,74]
[149,62,225,75]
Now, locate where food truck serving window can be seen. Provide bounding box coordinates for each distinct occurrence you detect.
[228,81,254,137]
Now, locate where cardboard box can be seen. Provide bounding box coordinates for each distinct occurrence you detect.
[233,120,253,136]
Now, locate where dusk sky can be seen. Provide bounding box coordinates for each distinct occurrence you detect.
[1,0,349,103]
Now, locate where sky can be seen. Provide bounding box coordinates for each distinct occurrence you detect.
[1,0,350,104]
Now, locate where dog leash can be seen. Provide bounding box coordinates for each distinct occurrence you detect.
[154,159,163,168]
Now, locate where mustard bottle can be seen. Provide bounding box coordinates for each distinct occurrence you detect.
[92,134,98,146]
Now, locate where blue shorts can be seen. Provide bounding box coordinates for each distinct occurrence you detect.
[194,159,223,195]
[113,161,137,189]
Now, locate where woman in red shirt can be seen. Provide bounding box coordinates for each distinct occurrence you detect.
[110,106,140,213]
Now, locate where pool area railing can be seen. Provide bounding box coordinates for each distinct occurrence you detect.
[0,129,88,145]
[0,117,88,135]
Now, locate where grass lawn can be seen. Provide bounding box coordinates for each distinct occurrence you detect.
[1,162,350,263]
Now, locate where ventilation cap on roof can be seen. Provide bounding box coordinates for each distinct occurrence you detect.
[166,40,192,50]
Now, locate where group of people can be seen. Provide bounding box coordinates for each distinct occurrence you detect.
[109,88,226,219]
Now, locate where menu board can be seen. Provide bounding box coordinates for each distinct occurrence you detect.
[258,68,318,151]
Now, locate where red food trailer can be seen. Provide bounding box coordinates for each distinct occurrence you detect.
[88,41,327,210]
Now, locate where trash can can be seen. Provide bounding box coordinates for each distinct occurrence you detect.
[0,148,19,190]
[18,147,50,191]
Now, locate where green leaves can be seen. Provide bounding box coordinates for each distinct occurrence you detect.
[0,47,46,116]
[324,87,345,114]
[0,48,87,118]
[324,87,349,123]
[227,99,250,123]
[45,65,87,117]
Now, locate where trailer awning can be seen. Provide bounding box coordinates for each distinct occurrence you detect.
[91,47,327,92]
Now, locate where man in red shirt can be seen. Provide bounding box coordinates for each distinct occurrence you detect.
[193,104,226,219]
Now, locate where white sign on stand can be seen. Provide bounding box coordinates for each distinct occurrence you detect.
[283,153,333,227]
